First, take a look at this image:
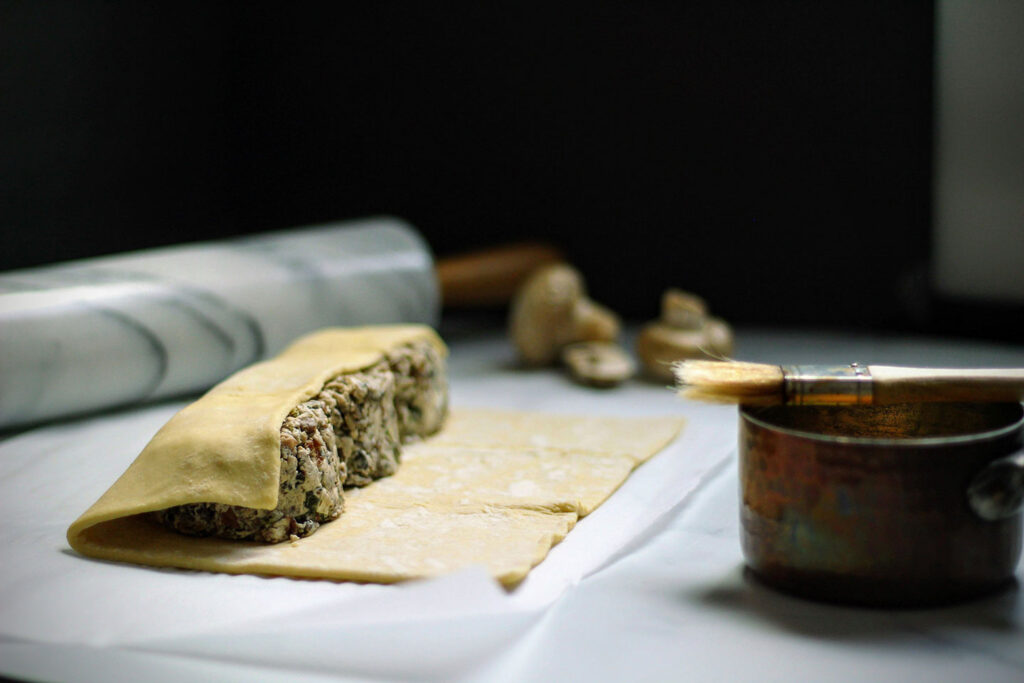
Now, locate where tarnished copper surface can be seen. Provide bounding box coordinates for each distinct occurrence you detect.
[739,402,1023,606]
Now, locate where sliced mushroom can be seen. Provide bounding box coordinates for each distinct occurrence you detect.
[562,341,636,388]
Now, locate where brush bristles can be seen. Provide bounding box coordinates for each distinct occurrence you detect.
[673,360,785,404]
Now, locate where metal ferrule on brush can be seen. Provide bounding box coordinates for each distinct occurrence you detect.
[782,363,873,405]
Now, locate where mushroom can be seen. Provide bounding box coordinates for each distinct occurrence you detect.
[635,288,734,381]
[561,341,636,388]
[509,263,620,366]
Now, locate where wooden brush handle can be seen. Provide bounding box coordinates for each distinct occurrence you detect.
[436,242,563,307]
[870,366,1024,404]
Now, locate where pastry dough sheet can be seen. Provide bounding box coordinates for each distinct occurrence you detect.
[70,408,684,587]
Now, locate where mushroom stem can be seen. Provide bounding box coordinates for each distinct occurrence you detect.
[570,298,620,345]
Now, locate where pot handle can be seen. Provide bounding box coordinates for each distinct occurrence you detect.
[967,449,1024,521]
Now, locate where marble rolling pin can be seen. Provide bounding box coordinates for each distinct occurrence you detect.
[0,217,441,429]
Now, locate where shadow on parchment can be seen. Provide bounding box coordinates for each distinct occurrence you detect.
[686,563,1022,647]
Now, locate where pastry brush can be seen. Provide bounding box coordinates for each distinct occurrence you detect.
[674,360,1024,405]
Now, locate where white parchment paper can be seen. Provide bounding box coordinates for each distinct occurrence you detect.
[0,333,736,682]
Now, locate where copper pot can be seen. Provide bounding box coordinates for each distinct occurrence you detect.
[739,402,1023,607]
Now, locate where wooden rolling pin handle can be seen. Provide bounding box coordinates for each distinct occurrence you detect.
[436,242,564,307]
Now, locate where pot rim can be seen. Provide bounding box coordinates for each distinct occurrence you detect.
[739,402,1024,448]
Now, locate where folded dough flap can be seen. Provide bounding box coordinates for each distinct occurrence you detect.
[67,324,445,542]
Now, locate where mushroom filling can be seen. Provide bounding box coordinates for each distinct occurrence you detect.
[152,340,448,543]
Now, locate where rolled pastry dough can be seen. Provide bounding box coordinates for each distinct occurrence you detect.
[67,326,684,587]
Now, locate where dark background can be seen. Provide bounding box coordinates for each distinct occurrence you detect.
[4,2,1011,338]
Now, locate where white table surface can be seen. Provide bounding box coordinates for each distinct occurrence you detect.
[2,325,1023,682]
